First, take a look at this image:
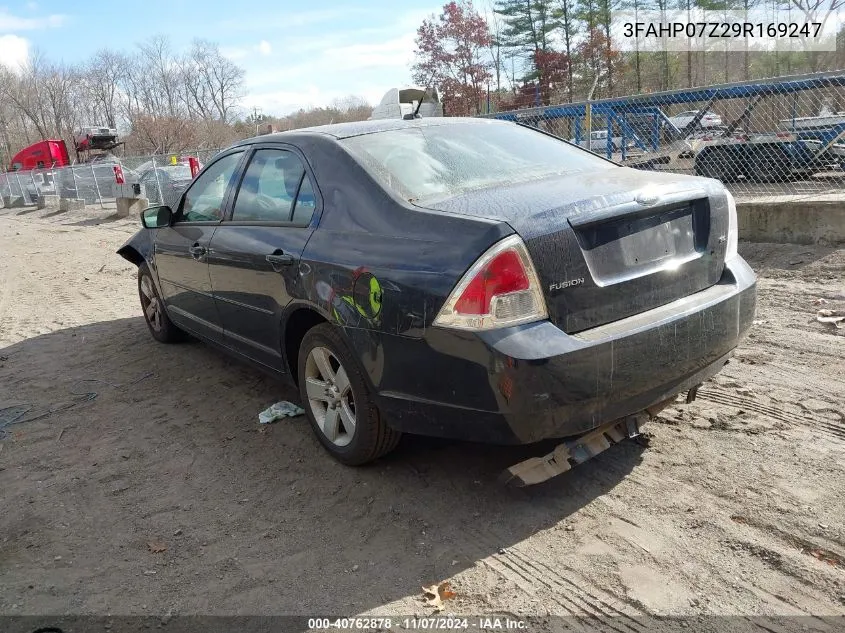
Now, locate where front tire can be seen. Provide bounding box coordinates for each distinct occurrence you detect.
[298,323,400,465]
[138,263,182,343]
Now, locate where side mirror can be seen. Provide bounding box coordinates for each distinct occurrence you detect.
[141,205,173,229]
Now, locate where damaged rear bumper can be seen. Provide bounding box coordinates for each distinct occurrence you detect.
[500,412,651,486]
[375,256,757,445]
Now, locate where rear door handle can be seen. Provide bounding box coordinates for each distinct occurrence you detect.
[188,244,207,260]
[266,252,294,269]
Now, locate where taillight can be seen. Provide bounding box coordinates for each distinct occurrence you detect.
[433,235,548,331]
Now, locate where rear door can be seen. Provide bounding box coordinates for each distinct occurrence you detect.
[153,150,246,342]
[207,145,320,370]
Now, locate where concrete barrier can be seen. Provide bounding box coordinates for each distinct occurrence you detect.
[59,198,85,212]
[737,200,845,245]
[115,197,149,219]
[37,194,60,210]
[2,195,25,208]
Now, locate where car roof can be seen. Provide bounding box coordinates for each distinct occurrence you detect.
[232,116,508,145]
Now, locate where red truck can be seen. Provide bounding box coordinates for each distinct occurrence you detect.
[7,139,71,171]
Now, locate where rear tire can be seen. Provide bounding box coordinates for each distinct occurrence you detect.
[747,147,790,183]
[138,263,183,343]
[298,323,400,465]
[695,147,737,183]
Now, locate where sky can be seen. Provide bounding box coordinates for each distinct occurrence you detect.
[0,1,450,116]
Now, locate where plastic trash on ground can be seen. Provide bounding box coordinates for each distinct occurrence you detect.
[258,401,305,424]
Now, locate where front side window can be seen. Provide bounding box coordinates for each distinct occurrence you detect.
[177,151,243,223]
[342,120,616,205]
[232,149,315,223]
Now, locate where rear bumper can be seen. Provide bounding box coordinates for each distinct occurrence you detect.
[373,256,757,445]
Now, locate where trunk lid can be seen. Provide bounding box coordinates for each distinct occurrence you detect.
[420,167,730,333]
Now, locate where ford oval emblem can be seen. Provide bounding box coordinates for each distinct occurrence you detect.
[635,191,660,206]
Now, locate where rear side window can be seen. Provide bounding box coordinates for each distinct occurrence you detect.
[232,149,316,224]
[342,120,615,204]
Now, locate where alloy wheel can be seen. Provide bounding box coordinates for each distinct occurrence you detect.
[140,275,163,332]
[304,346,356,447]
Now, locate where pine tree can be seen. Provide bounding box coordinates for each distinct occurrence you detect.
[494,0,561,102]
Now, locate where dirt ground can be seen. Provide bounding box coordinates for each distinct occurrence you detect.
[1,203,844,629]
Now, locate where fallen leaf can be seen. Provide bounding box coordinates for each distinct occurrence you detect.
[808,549,839,567]
[147,542,167,553]
[422,582,457,611]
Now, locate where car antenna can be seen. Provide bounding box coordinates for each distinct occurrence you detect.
[404,74,436,120]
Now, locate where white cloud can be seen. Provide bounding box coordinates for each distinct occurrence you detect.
[219,8,369,31]
[225,8,434,116]
[222,40,275,61]
[221,46,247,61]
[0,34,29,71]
[241,84,387,116]
[0,9,66,30]
[321,34,417,72]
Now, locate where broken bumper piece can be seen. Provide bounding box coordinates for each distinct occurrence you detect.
[500,412,650,487]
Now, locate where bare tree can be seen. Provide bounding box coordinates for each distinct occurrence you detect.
[83,49,126,127]
[137,35,184,118]
[184,40,245,123]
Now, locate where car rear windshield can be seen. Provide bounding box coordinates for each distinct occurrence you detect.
[341,121,616,203]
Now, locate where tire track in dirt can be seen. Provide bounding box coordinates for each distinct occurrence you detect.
[498,548,648,631]
[730,514,845,571]
[697,387,845,442]
[459,521,647,630]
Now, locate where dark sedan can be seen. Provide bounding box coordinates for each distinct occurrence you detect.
[117,117,756,467]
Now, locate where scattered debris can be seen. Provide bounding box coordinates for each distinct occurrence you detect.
[422,581,457,611]
[816,309,845,328]
[258,401,305,424]
[147,541,167,554]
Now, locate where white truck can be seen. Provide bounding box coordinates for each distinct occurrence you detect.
[368,87,443,120]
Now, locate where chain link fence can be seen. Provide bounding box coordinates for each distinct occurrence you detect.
[0,149,223,211]
[5,72,845,211]
[487,71,845,202]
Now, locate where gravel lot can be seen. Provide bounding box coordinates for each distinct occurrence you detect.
[1,203,843,629]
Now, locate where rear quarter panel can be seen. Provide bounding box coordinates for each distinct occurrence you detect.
[296,135,512,337]
[293,135,513,394]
